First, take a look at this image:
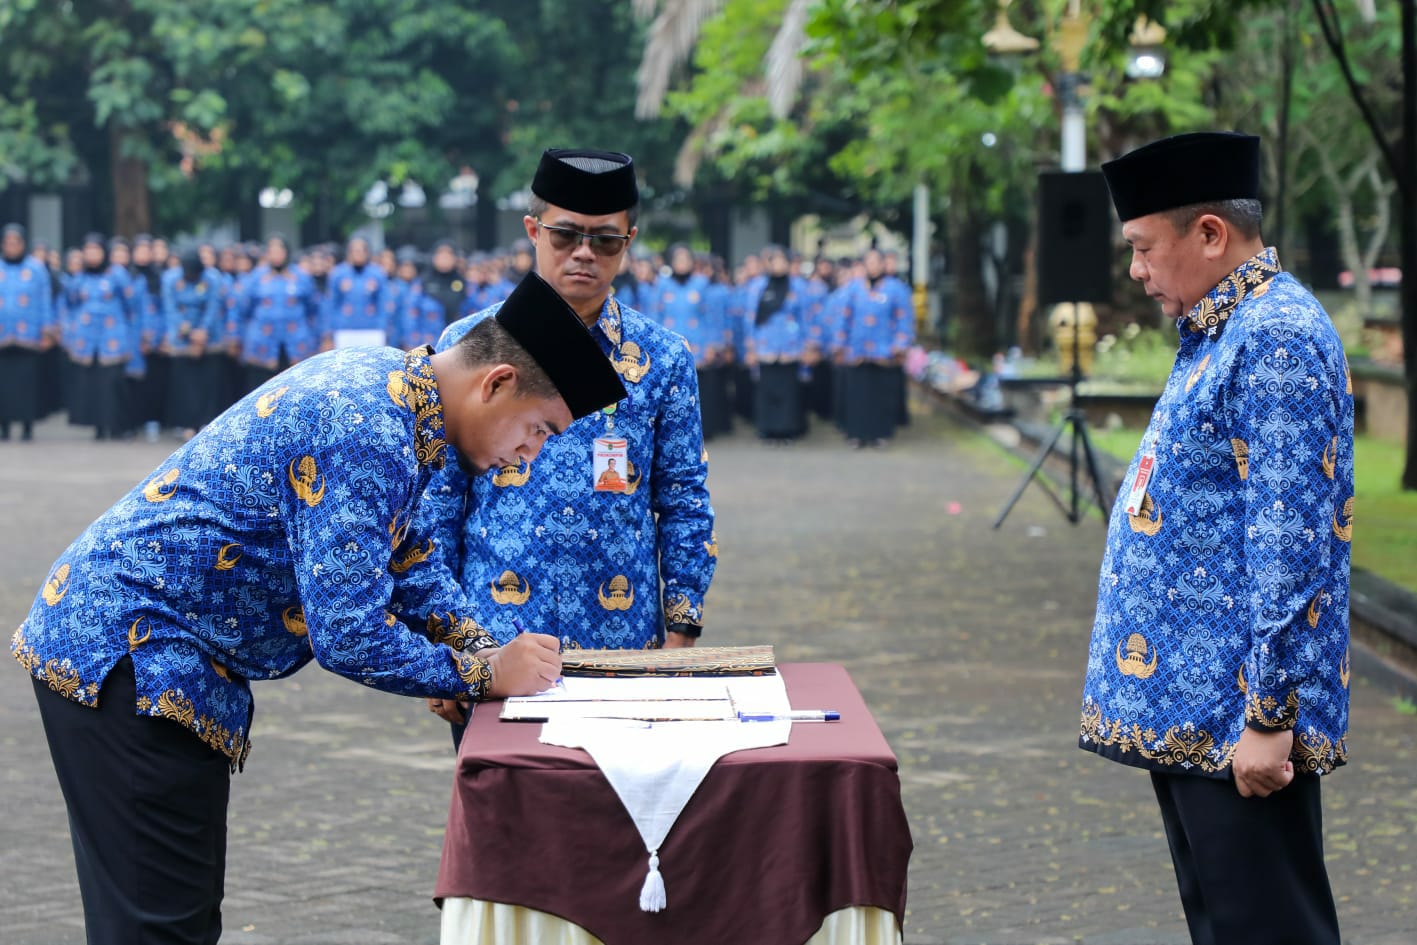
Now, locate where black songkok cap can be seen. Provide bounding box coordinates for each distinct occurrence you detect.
[494,272,627,420]
[1101,132,1261,223]
[531,149,638,216]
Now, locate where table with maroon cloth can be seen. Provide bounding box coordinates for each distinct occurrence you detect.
[435,662,913,945]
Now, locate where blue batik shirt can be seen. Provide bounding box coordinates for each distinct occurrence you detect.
[657,273,723,367]
[742,275,814,361]
[60,267,139,365]
[1079,249,1353,778]
[409,297,716,650]
[236,266,321,369]
[321,263,390,344]
[13,347,496,769]
[161,266,224,357]
[0,256,55,348]
[837,276,913,362]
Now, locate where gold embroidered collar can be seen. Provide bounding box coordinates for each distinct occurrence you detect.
[1184,247,1282,338]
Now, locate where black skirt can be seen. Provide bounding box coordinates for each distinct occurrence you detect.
[754,362,805,440]
[166,355,220,430]
[696,366,732,440]
[843,362,897,443]
[0,346,44,423]
[68,357,128,432]
[128,352,170,426]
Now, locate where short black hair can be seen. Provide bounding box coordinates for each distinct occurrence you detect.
[1165,199,1263,241]
[452,317,558,401]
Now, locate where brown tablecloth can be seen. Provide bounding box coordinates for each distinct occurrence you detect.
[434,662,913,945]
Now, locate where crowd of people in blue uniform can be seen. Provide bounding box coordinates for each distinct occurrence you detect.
[0,223,916,448]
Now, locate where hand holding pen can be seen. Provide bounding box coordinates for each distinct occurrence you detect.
[485,619,562,698]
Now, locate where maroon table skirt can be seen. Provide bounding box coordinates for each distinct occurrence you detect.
[434,662,913,945]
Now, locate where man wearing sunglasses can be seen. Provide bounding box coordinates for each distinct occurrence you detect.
[410,148,717,736]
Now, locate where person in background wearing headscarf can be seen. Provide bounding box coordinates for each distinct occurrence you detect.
[836,248,913,449]
[60,234,139,440]
[161,249,225,439]
[421,240,466,329]
[129,235,170,441]
[0,224,57,441]
[232,235,320,395]
[742,244,813,444]
[656,244,730,440]
[320,236,390,349]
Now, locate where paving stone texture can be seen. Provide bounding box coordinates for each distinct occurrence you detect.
[2,407,1413,945]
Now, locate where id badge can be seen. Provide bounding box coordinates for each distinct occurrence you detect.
[1123,448,1157,516]
[593,437,629,493]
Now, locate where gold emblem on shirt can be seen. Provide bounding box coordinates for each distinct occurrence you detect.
[42,563,70,606]
[128,617,151,651]
[386,370,411,408]
[255,386,289,418]
[390,539,434,573]
[490,570,532,605]
[1115,632,1159,679]
[1185,353,1211,392]
[1127,493,1163,536]
[1332,496,1354,543]
[143,468,180,503]
[282,606,308,636]
[1230,438,1249,480]
[612,341,651,384]
[623,459,642,496]
[1339,648,1351,689]
[598,574,634,611]
[704,532,719,558]
[214,543,243,571]
[1307,589,1324,628]
[492,461,530,487]
[288,456,326,507]
[1321,436,1338,480]
[211,659,231,681]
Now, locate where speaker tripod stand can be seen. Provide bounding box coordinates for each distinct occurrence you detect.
[992,305,1109,529]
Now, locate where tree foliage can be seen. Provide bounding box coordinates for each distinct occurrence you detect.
[0,0,680,238]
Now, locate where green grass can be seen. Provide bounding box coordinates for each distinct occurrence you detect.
[1086,430,1417,593]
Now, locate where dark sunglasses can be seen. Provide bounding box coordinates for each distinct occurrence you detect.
[535,220,631,257]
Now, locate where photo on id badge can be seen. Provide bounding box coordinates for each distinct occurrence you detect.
[594,437,629,493]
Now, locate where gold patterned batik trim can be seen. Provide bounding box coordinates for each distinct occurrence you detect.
[12,626,101,705]
[1294,728,1349,774]
[1244,688,1300,730]
[392,347,447,469]
[1185,249,1282,337]
[151,687,251,770]
[454,651,493,700]
[426,612,495,653]
[1079,701,1239,774]
[662,593,702,629]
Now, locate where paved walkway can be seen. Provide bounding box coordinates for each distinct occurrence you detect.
[2,407,1414,945]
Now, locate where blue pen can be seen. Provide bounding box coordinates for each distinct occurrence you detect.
[739,710,841,722]
[513,618,564,686]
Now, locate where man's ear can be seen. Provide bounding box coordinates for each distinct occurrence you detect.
[480,363,518,403]
[523,215,538,243]
[1195,214,1229,259]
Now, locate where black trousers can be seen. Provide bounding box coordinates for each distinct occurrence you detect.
[1151,771,1340,945]
[33,658,230,945]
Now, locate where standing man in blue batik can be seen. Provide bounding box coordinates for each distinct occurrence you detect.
[0,224,57,441]
[414,148,716,732]
[1078,132,1351,945]
[16,271,625,945]
[321,236,390,349]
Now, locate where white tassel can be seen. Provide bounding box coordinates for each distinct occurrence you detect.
[638,851,667,912]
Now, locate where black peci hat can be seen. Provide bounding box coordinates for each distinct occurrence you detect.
[531,149,638,216]
[1101,132,1261,223]
[494,272,627,419]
